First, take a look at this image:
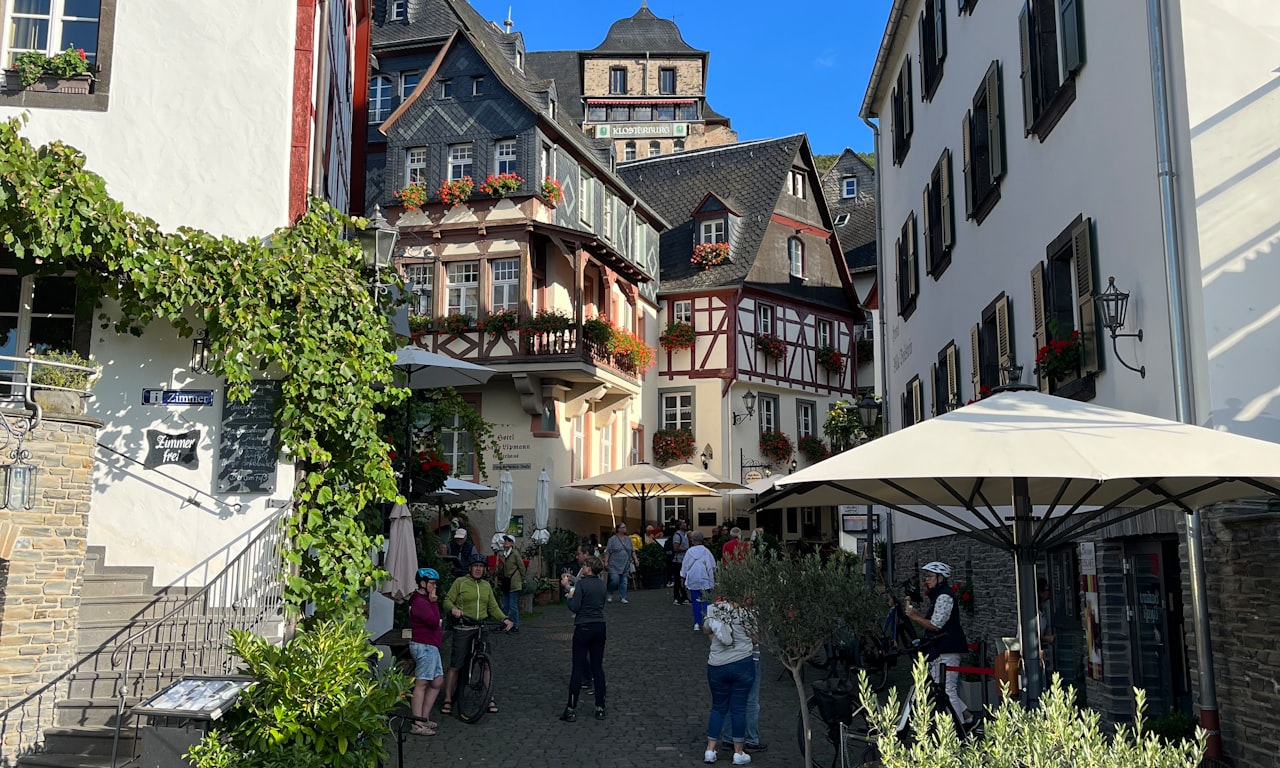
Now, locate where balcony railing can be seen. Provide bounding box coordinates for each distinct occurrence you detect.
[417,322,645,383]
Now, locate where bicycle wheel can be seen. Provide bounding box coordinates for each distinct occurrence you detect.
[455,654,492,724]
[797,696,877,768]
[853,634,890,692]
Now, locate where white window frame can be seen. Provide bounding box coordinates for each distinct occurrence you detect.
[599,421,613,473]
[387,0,406,20]
[579,172,595,226]
[440,78,453,98]
[788,170,806,199]
[403,263,434,315]
[490,258,519,313]
[602,193,614,242]
[0,269,80,364]
[759,396,778,434]
[446,261,479,317]
[495,139,517,175]
[789,237,805,278]
[699,219,726,244]
[572,415,584,481]
[448,143,473,181]
[399,70,421,100]
[842,176,858,198]
[369,75,393,122]
[661,392,693,432]
[471,76,484,96]
[441,413,475,477]
[3,0,100,66]
[405,147,428,185]
[758,304,774,335]
[623,141,636,161]
[817,320,832,349]
[648,140,661,158]
[672,300,692,324]
[797,401,815,438]
[834,213,850,226]
[673,139,685,152]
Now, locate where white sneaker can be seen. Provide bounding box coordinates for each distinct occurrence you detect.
[704,750,717,763]
[620,599,629,604]
[732,753,752,765]
[607,597,613,602]
[693,623,701,631]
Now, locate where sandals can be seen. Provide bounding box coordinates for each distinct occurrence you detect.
[487,699,499,714]
[410,723,436,736]
[439,702,452,715]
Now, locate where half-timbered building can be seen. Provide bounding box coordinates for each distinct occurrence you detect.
[617,136,865,545]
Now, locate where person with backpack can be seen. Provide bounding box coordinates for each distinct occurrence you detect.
[670,519,691,605]
[680,530,717,630]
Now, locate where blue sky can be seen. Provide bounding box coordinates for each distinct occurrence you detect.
[470,0,894,156]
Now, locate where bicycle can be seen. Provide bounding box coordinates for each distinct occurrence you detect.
[809,580,919,692]
[451,616,498,724]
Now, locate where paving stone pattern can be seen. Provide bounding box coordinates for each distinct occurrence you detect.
[387,587,813,767]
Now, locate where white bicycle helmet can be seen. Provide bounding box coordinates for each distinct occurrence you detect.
[921,561,952,579]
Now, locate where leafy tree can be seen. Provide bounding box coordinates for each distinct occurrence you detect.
[814,153,840,174]
[857,151,876,169]
[714,551,880,767]
[860,656,1205,768]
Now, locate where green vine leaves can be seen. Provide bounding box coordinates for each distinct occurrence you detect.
[1,116,405,617]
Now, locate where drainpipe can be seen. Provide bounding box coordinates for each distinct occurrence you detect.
[1145,0,1219,757]
[861,114,893,582]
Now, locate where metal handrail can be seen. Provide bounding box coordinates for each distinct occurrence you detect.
[107,508,290,767]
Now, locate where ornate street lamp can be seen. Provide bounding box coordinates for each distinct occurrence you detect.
[731,390,757,425]
[1096,276,1146,378]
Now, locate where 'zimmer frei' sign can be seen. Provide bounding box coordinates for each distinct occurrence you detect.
[144,429,201,470]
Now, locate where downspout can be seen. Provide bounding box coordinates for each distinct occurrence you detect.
[862,114,893,583]
[1145,0,1218,757]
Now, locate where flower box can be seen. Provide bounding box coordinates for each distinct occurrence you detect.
[755,333,786,361]
[652,428,696,466]
[437,176,474,207]
[4,71,92,94]
[816,345,846,376]
[691,242,730,269]
[540,176,563,207]
[759,430,794,465]
[479,172,524,197]
[659,321,695,351]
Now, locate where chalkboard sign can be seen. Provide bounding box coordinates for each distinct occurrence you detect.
[216,380,282,494]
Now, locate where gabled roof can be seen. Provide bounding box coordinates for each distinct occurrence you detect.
[616,136,854,308]
[822,149,878,273]
[589,2,704,56]
[525,50,584,121]
[692,192,740,218]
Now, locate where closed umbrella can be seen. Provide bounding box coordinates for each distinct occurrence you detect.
[761,388,1280,703]
[493,470,514,539]
[380,503,417,600]
[531,469,551,545]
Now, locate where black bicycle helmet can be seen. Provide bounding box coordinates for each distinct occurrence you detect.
[468,554,488,567]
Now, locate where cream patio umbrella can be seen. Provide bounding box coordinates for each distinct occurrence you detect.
[563,463,721,542]
[491,470,514,551]
[379,503,417,600]
[759,388,1280,703]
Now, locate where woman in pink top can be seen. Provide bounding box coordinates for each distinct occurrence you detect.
[407,567,444,735]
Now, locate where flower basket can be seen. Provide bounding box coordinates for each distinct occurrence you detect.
[609,329,655,373]
[755,333,786,361]
[691,242,730,270]
[408,314,433,336]
[12,47,89,88]
[816,345,846,376]
[440,312,474,338]
[437,176,474,207]
[480,309,520,337]
[522,309,573,337]
[659,321,695,351]
[759,430,794,465]
[479,172,525,197]
[1034,330,1081,383]
[394,183,429,210]
[798,434,829,463]
[540,176,564,207]
[652,428,696,466]
[856,338,874,366]
[582,316,613,347]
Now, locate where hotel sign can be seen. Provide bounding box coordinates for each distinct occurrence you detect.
[595,123,687,139]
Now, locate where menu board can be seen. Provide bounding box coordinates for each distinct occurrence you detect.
[216,380,282,494]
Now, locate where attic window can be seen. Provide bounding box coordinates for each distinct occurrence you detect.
[788,170,806,199]
[472,76,485,96]
[834,213,850,226]
[388,0,405,20]
[842,177,858,198]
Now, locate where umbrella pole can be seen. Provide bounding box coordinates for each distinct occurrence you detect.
[1012,478,1045,704]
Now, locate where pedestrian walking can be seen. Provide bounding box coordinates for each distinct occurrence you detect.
[604,522,637,604]
[671,519,691,604]
[701,600,756,765]
[558,555,608,722]
[680,530,716,630]
[496,535,526,633]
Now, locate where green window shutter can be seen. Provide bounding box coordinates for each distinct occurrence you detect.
[1030,261,1050,392]
[1060,0,1084,74]
[986,61,1006,180]
[961,111,974,218]
[940,149,955,248]
[1019,4,1036,134]
[1073,217,1100,373]
[932,361,941,416]
[904,57,914,140]
[896,236,905,311]
[913,378,924,423]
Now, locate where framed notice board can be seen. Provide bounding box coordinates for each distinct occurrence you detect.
[217,380,282,494]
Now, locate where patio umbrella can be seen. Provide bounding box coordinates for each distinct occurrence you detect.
[531,469,551,545]
[760,388,1280,702]
[421,477,497,530]
[493,470,514,543]
[564,463,721,542]
[392,346,496,388]
[380,503,417,600]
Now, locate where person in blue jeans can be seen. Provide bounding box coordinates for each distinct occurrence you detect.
[603,522,636,604]
[701,600,756,765]
[680,530,717,630]
[720,643,766,752]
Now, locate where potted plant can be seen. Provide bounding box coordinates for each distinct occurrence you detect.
[637,543,667,589]
[394,182,429,210]
[756,333,786,361]
[479,172,524,197]
[31,349,101,415]
[608,329,654,373]
[652,427,696,466]
[480,309,520,337]
[690,242,730,269]
[436,176,474,207]
[798,434,829,463]
[6,47,91,92]
[1035,329,1082,384]
[816,345,846,376]
[439,312,473,339]
[408,314,433,337]
[759,430,794,466]
[540,176,564,206]
[659,321,695,351]
[582,316,613,347]
[856,338,874,366]
[531,576,559,606]
[522,309,572,337]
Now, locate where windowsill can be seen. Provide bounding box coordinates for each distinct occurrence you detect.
[1029,77,1077,143]
[900,296,918,321]
[928,251,952,281]
[0,71,108,111]
[923,65,945,102]
[1050,372,1096,402]
[971,184,1001,225]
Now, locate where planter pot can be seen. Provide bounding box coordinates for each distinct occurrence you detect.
[33,389,88,416]
[639,571,664,590]
[533,589,557,606]
[4,71,92,94]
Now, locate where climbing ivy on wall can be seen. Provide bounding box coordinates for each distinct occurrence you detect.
[0,115,404,617]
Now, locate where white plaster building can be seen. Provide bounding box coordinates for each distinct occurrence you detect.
[861,0,1280,761]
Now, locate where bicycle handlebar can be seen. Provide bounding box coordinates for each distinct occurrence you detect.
[453,616,505,628]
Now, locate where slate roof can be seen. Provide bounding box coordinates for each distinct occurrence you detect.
[616,136,852,309]
[588,3,703,55]
[821,149,878,274]
[525,50,584,121]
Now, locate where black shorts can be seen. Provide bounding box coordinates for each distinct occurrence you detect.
[448,626,477,669]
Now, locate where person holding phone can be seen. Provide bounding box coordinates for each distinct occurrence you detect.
[407,568,444,735]
[559,556,608,722]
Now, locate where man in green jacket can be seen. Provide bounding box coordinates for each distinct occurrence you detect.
[496,535,527,633]
[441,555,511,715]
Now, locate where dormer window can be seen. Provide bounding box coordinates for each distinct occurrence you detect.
[834,213,850,226]
[388,0,405,20]
[842,177,858,198]
[472,76,484,96]
[700,219,726,245]
[788,237,805,278]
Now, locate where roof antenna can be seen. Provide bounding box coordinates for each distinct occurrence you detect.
[503,6,513,33]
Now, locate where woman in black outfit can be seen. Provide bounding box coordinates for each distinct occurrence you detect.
[559,555,607,722]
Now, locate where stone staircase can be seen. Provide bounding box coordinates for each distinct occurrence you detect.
[14,534,286,768]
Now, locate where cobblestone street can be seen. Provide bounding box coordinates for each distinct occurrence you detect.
[384,585,813,767]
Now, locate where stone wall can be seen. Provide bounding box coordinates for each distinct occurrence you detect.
[0,413,100,762]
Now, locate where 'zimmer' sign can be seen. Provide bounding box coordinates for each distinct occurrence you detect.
[144,429,201,470]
